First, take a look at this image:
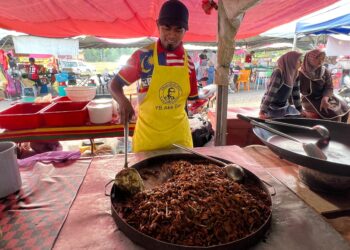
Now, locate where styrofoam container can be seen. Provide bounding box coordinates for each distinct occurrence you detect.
[65,86,96,102]
[87,100,113,124]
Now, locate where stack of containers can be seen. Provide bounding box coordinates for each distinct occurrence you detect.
[0,86,98,130]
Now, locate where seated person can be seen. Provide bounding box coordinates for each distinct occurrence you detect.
[259,51,304,119]
[299,49,350,123]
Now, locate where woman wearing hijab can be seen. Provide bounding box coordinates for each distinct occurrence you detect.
[299,49,349,123]
[259,51,303,119]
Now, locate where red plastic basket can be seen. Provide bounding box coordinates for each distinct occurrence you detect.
[41,101,89,127]
[53,96,70,102]
[0,103,50,130]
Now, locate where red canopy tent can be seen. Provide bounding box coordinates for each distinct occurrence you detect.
[0,0,338,41]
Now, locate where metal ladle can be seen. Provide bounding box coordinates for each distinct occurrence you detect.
[114,118,144,199]
[265,119,330,147]
[172,144,245,182]
[237,114,327,160]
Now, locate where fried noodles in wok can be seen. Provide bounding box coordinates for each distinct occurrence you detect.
[115,160,271,247]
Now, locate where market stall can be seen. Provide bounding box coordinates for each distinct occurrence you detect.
[1,1,349,249]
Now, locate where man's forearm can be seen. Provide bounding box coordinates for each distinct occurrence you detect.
[108,77,128,104]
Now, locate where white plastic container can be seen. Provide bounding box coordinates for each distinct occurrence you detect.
[0,141,22,198]
[87,99,113,124]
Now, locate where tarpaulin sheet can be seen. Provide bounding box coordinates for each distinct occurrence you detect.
[13,36,79,56]
[326,34,350,56]
[0,158,91,250]
[0,0,339,42]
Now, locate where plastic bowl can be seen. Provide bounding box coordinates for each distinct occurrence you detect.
[65,86,96,102]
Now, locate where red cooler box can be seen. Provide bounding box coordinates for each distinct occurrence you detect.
[0,103,50,130]
[42,101,89,127]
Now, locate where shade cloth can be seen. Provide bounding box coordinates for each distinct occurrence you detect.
[0,0,338,42]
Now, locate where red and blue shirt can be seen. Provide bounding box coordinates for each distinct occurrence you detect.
[116,40,198,101]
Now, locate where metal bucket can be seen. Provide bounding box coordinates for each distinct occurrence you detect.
[0,141,22,198]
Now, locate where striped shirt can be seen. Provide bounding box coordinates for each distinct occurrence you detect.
[115,40,198,102]
[260,69,302,114]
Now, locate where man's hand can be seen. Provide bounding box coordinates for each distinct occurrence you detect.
[320,96,330,114]
[118,97,135,124]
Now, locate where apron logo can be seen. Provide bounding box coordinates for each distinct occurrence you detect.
[159,82,182,104]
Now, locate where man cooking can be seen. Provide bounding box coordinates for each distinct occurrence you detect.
[109,0,198,152]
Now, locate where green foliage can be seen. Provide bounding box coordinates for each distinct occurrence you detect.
[82,48,137,62]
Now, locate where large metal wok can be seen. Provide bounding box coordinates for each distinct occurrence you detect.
[251,118,350,176]
[109,153,272,250]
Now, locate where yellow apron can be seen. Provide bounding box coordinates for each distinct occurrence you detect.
[132,43,193,152]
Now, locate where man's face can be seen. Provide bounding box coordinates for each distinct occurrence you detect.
[158,24,186,51]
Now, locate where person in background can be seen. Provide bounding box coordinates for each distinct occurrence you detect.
[209,50,217,68]
[206,61,215,85]
[109,0,198,152]
[199,49,208,65]
[245,51,255,64]
[197,49,209,86]
[259,51,304,119]
[299,49,349,123]
[7,53,17,72]
[28,57,42,91]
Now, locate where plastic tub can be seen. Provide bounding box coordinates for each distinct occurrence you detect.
[87,99,113,124]
[65,86,96,102]
[55,72,69,83]
[41,101,89,127]
[0,103,49,130]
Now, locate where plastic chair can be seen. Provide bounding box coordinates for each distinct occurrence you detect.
[255,71,266,90]
[236,69,251,91]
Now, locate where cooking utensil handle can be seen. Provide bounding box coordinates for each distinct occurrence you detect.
[104,179,114,196]
[172,144,226,166]
[237,114,301,143]
[266,120,312,130]
[124,119,129,168]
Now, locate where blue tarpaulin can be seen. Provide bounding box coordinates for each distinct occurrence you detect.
[296,14,350,35]
[296,1,350,35]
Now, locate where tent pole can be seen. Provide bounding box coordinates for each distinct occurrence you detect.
[292,33,298,50]
[214,0,259,146]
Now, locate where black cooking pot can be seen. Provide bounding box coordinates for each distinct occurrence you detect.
[109,153,272,250]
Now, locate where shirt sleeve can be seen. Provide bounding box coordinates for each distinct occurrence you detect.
[260,69,282,113]
[115,50,141,87]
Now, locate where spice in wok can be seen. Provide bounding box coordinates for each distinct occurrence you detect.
[115,160,271,247]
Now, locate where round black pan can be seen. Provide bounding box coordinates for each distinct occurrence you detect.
[110,153,272,250]
[251,118,350,176]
